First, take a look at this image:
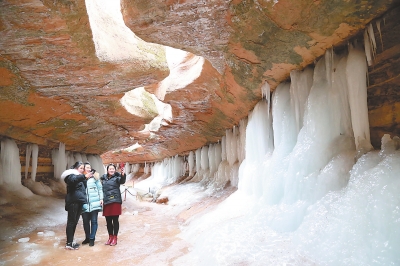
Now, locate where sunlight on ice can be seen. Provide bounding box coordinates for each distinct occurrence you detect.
[85,0,164,62]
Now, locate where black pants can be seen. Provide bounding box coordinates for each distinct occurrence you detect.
[66,203,82,244]
[105,215,120,236]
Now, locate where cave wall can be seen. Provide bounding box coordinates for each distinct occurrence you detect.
[367,6,400,148]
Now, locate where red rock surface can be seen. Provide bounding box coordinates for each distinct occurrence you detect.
[0,0,398,162]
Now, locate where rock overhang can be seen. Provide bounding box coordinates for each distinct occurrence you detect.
[0,0,398,163]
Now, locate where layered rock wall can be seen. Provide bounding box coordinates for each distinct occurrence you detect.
[0,0,399,163]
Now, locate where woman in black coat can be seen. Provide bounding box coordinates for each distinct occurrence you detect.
[61,161,92,250]
[101,163,126,246]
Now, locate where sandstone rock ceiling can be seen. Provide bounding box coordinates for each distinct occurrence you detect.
[0,0,398,163]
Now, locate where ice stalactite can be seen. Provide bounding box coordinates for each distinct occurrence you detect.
[73,153,84,165]
[125,162,131,174]
[188,151,195,177]
[347,43,371,151]
[131,163,140,174]
[25,144,32,180]
[65,151,75,170]
[237,118,247,165]
[261,82,271,117]
[144,162,150,175]
[86,154,105,176]
[0,139,33,196]
[363,22,377,66]
[226,128,238,166]
[0,139,22,188]
[376,19,383,51]
[290,67,313,134]
[195,148,201,175]
[31,144,38,181]
[52,143,68,180]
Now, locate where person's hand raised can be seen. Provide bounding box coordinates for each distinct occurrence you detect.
[85,172,93,179]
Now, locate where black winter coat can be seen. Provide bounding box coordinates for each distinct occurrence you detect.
[101,172,126,205]
[61,169,87,211]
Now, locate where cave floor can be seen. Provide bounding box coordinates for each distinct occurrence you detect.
[0,184,236,266]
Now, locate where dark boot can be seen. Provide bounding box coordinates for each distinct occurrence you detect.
[89,239,95,247]
[65,242,80,250]
[82,238,90,245]
[105,235,113,245]
[110,235,117,246]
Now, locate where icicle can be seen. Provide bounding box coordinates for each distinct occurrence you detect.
[368,24,377,58]
[261,82,271,117]
[376,19,383,51]
[325,48,334,88]
[208,144,216,175]
[200,146,209,171]
[31,144,38,181]
[246,100,274,163]
[66,151,75,170]
[238,118,247,164]
[364,30,373,66]
[25,144,32,179]
[363,23,376,66]
[0,139,22,188]
[73,153,83,163]
[290,67,313,134]
[188,151,195,177]
[272,83,293,152]
[81,154,88,163]
[221,136,227,161]
[346,44,371,149]
[52,142,68,179]
[214,143,222,175]
[131,164,139,174]
[144,162,149,175]
[125,162,130,174]
[86,154,105,176]
[195,148,201,173]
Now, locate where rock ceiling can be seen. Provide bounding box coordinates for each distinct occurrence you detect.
[0,0,398,163]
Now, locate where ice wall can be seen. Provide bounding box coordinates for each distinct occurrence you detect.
[170,46,400,265]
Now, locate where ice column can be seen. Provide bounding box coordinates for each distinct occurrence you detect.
[31,144,38,181]
[86,154,105,176]
[0,139,23,189]
[346,44,371,150]
[188,151,195,177]
[25,144,32,180]
[239,100,274,196]
[52,143,68,179]
[290,67,313,134]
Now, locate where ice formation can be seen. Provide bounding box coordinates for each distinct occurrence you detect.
[135,45,400,265]
[0,139,33,196]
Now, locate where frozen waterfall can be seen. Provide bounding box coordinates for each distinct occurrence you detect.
[135,45,399,265]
